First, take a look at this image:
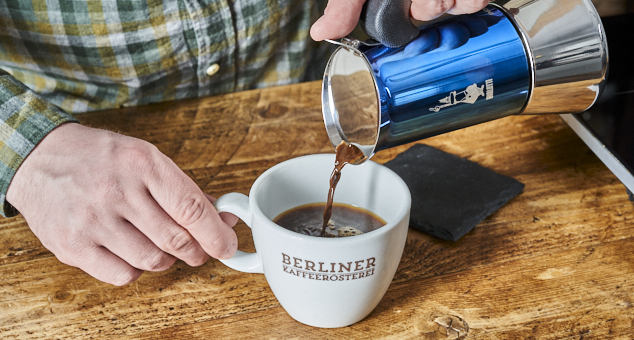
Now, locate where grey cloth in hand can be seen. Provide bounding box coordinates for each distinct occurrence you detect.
[384,144,524,241]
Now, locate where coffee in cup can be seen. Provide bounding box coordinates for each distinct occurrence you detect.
[214,154,411,328]
[274,202,386,237]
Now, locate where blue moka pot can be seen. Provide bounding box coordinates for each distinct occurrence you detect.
[322,0,608,162]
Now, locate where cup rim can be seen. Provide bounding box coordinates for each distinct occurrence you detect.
[248,153,411,243]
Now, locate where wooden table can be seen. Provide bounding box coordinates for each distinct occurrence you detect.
[1,81,633,339]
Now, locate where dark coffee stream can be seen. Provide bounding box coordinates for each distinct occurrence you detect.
[320,142,366,237]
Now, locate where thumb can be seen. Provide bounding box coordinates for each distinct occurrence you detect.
[145,152,238,259]
[310,0,367,41]
[204,193,239,227]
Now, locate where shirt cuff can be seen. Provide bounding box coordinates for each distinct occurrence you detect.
[0,71,80,217]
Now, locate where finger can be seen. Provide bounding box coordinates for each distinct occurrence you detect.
[433,22,470,52]
[403,28,439,57]
[144,152,238,260]
[310,0,366,41]
[123,189,210,267]
[458,17,488,37]
[93,218,178,272]
[205,194,239,227]
[447,0,489,15]
[74,246,143,286]
[411,0,455,21]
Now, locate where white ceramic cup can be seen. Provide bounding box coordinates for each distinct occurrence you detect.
[214,154,411,328]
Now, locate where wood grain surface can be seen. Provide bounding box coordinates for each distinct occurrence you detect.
[1,81,633,339]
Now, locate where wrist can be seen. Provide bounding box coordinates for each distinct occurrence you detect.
[6,122,82,212]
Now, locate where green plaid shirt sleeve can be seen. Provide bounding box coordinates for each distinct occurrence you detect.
[0,69,78,217]
[0,0,329,217]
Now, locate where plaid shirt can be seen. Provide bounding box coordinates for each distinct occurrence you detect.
[0,0,328,217]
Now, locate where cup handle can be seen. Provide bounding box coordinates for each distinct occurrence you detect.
[213,193,263,274]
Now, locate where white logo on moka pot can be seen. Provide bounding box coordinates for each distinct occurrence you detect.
[430,78,494,112]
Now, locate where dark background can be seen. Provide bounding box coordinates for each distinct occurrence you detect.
[573,4,634,175]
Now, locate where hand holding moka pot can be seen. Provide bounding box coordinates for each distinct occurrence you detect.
[322,0,608,163]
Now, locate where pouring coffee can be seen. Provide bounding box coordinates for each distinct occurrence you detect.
[322,0,608,163]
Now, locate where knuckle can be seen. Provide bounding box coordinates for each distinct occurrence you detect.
[54,227,98,266]
[63,225,91,251]
[459,0,488,13]
[74,207,100,228]
[208,228,236,259]
[37,230,79,267]
[428,0,453,15]
[141,251,174,271]
[176,196,207,227]
[119,140,158,174]
[412,0,450,20]
[162,231,196,254]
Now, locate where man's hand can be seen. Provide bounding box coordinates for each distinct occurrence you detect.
[310,0,490,41]
[6,123,238,286]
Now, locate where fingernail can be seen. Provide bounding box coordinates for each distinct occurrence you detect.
[222,240,237,259]
[310,17,325,40]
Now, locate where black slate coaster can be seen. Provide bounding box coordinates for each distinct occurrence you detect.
[384,144,524,241]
